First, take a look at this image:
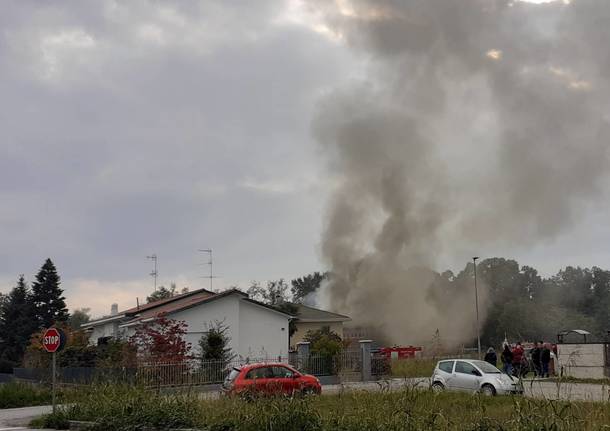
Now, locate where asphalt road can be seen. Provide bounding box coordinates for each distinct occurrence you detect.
[1,379,609,430]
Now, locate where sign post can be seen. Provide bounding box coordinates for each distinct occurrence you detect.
[42,327,65,415]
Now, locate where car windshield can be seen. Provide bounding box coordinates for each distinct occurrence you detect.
[225,368,240,382]
[472,360,501,374]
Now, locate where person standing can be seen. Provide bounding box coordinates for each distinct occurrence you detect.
[484,347,497,367]
[501,344,513,375]
[512,342,524,377]
[541,343,551,378]
[531,342,542,377]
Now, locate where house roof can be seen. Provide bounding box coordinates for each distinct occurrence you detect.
[84,288,296,330]
[292,304,351,323]
[122,287,215,315]
[85,287,216,327]
[117,289,295,328]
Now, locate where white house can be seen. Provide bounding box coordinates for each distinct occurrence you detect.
[83,288,293,360]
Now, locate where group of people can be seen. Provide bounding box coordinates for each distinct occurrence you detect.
[484,341,555,378]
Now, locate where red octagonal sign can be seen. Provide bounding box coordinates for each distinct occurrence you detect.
[42,328,64,353]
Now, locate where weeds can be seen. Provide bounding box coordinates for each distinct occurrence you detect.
[0,382,52,408]
[32,383,610,430]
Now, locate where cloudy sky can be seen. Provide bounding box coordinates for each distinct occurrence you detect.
[1,0,609,317]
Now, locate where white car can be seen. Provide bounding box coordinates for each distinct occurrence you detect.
[431,359,523,396]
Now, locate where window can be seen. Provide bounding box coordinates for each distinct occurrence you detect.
[455,361,477,375]
[246,367,271,379]
[272,366,294,378]
[438,361,454,373]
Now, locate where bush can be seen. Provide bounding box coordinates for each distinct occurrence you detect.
[0,358,15,373]
[29,411,70,430]
[0,382,52,408]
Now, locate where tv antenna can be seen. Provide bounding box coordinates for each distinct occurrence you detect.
[146,254,158,291]
[198,249,216,291]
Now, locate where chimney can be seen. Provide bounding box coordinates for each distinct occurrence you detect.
[111,303,118,316]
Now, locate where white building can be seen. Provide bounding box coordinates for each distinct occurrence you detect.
[83,288,292,360]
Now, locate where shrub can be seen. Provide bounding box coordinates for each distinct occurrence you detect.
[0,358,15,373]
[0,382,52,408]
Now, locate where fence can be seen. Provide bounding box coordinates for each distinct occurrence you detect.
[14,342,394,388]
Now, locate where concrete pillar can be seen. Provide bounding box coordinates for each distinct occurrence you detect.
[360,340,372,382]
[296,342,310,372]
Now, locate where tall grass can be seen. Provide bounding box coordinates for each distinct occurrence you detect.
[391,358,437,378]
[0,382,52,409]
[35,382,610,430]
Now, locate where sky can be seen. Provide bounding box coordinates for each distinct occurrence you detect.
[1,0,609,318]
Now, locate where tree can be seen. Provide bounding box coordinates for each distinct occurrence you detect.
[304,327,343,357]
[68,308,91,331]
[0,275,38,365]
[198,320,235,362]
[247,279,290,305]
[146,283,187,303]
[31,258,69,328]
[129,316,191,363]
[291,272,328,304]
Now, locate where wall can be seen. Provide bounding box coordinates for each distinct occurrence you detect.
[88,321,119,344]
[557,343,607,379]
[291,322,344,350]
[238,300,290,360]
[171,295,241,357]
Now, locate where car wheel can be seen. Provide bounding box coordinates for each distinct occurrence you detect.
[481,384,496,397]
[431,382,445,392]
[302,386,316,396]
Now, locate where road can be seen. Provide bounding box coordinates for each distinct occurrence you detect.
[0,405,53,431]
[2,379,609,430]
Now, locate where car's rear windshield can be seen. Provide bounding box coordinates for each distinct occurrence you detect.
[472,360,501,374]
[226,368,241,382]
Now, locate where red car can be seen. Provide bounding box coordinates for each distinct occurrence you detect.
[222,363,321,397]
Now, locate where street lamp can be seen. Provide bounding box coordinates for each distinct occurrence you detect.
[473,256,481,360]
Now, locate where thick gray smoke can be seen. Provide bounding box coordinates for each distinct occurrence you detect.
[312,0,610,348]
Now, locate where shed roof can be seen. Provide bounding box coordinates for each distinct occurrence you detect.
[293,304,351,323]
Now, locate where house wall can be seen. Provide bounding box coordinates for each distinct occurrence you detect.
[238,301,290,360]
[88,321,120,344]
[171,295,241,357]
[291,322,344,350]
[557,343,607,379]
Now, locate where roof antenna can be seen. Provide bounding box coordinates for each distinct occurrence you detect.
[198,249,217,292]
[146,254,158,291]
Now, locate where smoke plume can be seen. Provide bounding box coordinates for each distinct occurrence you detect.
[312,0,610,347]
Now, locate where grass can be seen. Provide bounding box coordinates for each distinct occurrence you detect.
[0,382,52,409]
[390,358,437,378]
[33,382,610,430]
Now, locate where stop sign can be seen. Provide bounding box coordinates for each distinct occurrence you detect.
[42,328,65,353]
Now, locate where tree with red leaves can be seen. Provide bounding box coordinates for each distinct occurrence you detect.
[129,316,191,364]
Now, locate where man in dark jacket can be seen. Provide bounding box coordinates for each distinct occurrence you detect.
[501,344,513,375]
[531,342,542,377]
[541,343,551,378]
[484,347,497,367]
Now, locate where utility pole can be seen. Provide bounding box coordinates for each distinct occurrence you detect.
[473,256,481,360]
[147,254,158,291]
[198,249,213,291]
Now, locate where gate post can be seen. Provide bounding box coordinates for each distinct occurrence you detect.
[296,342,310,372]
[360,340,372,382]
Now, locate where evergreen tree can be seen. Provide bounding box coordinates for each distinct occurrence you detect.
[0,275,38,365]
[31,258,69,328]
